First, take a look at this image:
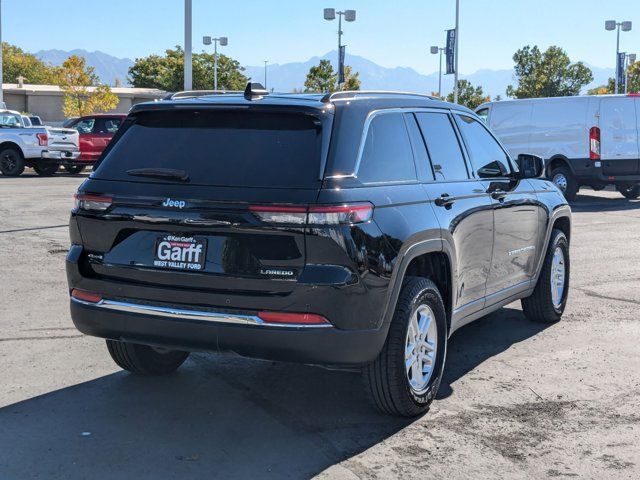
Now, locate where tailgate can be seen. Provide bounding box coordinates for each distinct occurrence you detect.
[47,128,79,150]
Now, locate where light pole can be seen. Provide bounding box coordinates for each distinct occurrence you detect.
[264,60,268,89]
[184,0,192,91]
[453,0,460,103]
[605,20,632,94]
[203,36,228,90]
[625,53,636,94]
[430,46,445,97]
[323,8,356,89]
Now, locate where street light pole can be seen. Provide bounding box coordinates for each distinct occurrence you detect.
[184,0,192,91]
[606,20,632,94]
[203,36,228,90]
[430,46,445,97]
[453,0,460,103]
[264,60,268,89]
[324,8,356,90]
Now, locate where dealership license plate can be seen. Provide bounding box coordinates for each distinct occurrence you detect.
[153,235,207,271]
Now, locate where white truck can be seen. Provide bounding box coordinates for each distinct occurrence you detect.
[476,95,640,200]
[0,109,80,176]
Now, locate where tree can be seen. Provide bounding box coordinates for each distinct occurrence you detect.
[58,55,119,117]
[2,42,58,84]
[128,46,248,91]
[587,62,640,95]
[303,59,361,92]
[446,79,489,109]
[506,45,593,98]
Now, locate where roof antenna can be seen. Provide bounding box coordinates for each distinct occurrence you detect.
[244,82,268,101]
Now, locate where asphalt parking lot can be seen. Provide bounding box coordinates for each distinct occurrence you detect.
[0,172,639,479]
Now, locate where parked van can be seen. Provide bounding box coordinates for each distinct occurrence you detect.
[476,95,640,200]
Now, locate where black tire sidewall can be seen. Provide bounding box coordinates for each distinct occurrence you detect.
[547,231,570,316]
[34,163,60,176]
[0,148,25,176]
[617,184,640,199]
[404,286,447,407]
[64,165,84,174]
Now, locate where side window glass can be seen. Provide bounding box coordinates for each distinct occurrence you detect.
[403,113,434,181]
[357,112,417,183]
[75,119,95,134]
[104,118,122,133]
[476,108,489,123]
[415,112,469,181]
[455,114,511,178]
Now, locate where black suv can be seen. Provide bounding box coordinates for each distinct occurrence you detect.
[67,84,571,417]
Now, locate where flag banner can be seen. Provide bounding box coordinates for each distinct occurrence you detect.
[617,52,626,89]
[446,29,456,75]
[339,45,346,84]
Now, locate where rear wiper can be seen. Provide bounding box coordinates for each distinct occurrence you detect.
[126,168,190,182]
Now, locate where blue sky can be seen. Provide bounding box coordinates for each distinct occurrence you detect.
[4,0,639,73]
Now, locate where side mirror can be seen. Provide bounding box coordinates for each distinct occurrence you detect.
[516,154,544,179]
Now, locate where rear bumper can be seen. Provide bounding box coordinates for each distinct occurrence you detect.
[559,157,640,184]
[69,296,386,366]
[41,150,81,161]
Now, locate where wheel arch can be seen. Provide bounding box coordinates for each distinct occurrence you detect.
[379,238,455,334]
[546,155,573,178]
[0,141,25,158]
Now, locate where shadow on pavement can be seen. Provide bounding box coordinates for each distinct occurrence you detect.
[0,307,548,479]
[570,192,639,212]
[438,307,551,399]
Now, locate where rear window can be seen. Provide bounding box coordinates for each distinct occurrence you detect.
[94,110,326,188]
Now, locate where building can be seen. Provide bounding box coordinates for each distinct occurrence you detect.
[2,83,166,122]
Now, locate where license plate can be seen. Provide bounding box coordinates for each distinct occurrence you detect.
[153,235,207,271]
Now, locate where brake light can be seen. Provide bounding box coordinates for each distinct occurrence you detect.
[589,126,600,160]
[249,203,373,225]
[74,193,113,211]
[36,132,48,146]
[258,311,330,325]
[71,289,103,303]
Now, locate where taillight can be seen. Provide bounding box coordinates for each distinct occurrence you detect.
[74,193,113,211]
[257,311,330,326]
[249,203,373,225]
[36,132,48,146]
[71,289,103,303]
[589,126,600,160]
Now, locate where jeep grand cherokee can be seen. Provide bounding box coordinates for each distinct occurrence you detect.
[66,83,571,417]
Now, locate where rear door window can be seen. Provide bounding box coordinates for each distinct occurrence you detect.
[74,118,95,134]
[454,114,512,178]
[94,110,326,189]
[94,117,123,134]
[415,112,469,181]
[357,112,417,183]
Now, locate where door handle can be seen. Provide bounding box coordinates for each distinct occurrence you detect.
[490,190,507,201]
[435,193,456,207]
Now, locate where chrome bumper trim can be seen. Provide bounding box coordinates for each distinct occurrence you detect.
[71,297,333,329]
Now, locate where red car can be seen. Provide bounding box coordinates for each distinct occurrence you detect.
[65,114,126,173]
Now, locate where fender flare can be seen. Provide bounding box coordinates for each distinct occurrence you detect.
[0,141,26,158]
[532,204,572,284]
[377,236,457,333]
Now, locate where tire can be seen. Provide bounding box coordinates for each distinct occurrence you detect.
[0,147,25,176]
[363,277,447,417]
[589,185,605,191]
[64,165,85,175]
[106,339,190,375]
[522,229,570,323]
[550,166,578,201]
[616,183,640,199]
[33,163,60,176]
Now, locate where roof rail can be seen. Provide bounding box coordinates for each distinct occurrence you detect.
[165,90,242,100]
[321,90,437,103]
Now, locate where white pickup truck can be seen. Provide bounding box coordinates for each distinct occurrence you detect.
[0,109,81,176]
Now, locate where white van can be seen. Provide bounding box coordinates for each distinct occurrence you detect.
[476,95,640,200]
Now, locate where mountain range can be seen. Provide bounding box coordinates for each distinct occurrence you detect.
[34,49,614,97]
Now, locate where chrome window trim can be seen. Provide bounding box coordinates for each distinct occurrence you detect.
[71,297,333,329]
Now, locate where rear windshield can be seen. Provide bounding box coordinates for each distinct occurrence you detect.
[94,109,325,188]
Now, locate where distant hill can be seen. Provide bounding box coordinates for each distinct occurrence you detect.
[33,48,614,97]
[35,49,133,86]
